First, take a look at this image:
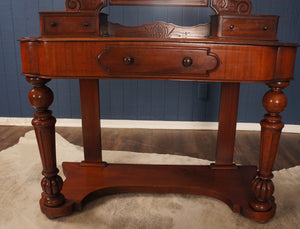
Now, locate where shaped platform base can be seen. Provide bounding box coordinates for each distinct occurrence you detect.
[39,162,276,223]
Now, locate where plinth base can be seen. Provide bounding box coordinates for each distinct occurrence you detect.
[39,162,276,222]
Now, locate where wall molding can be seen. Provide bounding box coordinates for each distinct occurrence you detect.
[0,117,300,133]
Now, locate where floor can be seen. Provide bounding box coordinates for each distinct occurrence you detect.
[1,125,299,170]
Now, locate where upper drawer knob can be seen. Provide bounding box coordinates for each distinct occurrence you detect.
[83,22,90,27]
[263,26,269,31]
[182,56,193,67]
[123,56,134,65]
[50,22,57,27]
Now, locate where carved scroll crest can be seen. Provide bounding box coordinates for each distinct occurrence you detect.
[66,0,81,11]
[65,0,107,12]
[211,0,252,15]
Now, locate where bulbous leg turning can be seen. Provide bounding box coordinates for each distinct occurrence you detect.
[250,176,275,212]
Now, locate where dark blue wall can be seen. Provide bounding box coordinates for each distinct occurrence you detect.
[0,0,299,124]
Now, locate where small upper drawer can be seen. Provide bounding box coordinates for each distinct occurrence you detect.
[40,12,99,36]
[211,15,279,40]
[98,46,219,77]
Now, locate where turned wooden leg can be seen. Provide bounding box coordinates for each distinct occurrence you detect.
[27,77,73,218]
[250,81,289,220]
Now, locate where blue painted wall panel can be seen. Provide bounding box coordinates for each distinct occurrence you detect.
[0,0,299,124]
[0,24,9,116]
[69,79,81,118]
[150,80,165,120]
[0,0,22,116]
[137,80,152,120]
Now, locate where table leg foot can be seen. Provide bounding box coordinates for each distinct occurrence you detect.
[40,193,74,219]
[243,201,276,223]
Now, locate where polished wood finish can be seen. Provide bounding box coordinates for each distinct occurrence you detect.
[22,40,284,82]
[250,81,289,213]
[79,79,102,163]
[214,82,240,167]
[62,162,259,220]
[211,0,252,15]
[98,45,219,76]
[40,12,100,36]
[100,21,210,38]
[19,0,298,223]
[210,15,279,40]
[26,77,73,218]
[275,47,297,81]
[65,0,107,12]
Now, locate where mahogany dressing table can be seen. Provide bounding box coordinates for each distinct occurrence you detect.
[19,0,298,223]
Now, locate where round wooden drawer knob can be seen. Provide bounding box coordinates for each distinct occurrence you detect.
[50,22,57,27]
[123,56,134,65]
[182,56,193,67]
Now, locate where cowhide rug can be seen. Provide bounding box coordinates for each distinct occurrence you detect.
[0,131,299,229]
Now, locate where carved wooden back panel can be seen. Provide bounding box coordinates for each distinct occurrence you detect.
[49,0,278,40]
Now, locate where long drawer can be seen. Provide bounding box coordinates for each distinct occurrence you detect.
[98,46,219,76]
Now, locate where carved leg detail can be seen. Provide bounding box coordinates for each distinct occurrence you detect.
[27,77,72,217]
[250,81,289,213]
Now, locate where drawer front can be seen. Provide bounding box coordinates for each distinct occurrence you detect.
[41,14,98,36]
[211,15,278,40]
[98,46,219,76]
[222,18,278,40]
